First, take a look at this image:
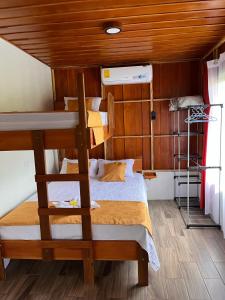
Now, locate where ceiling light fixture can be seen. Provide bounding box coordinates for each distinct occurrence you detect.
[104,22,121,35]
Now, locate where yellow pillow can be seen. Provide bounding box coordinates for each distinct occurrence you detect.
[66,162,79,174]
[100,162,126,182]
[67,99,93,112]
[66,162,91,174]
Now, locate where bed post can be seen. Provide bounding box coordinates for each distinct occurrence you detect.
[32,131,53,260]
[138,247,149,286]
[77,72,94,285]
[0,246,6,280]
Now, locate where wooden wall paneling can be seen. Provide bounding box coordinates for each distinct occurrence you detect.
[123,84,144,163]
[153,63,178,99]
[54,69,68,102]
[83,67,101,97]
[54,67,101,102]
[66,69,76,96]
[154,100,173,135]
[141,84,151,170]
[103,82,151,169]
[53,67,104,159]
[154,137,174,170]
[150,82,154,170]
[106,85,125,159]
[176,136,188,169]
[53,61,203,170]
[153,61,202,99]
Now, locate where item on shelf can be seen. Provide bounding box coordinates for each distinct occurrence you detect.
[169,95,203,111]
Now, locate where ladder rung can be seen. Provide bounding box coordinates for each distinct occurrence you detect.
[39,207,91,216]
[35,173,88,182]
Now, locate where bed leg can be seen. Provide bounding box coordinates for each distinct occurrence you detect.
[83,249,95,285]
[0,246,6,280]
[138,248,149,286]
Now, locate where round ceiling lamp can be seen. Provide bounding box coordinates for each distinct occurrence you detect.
[104,22,122,35]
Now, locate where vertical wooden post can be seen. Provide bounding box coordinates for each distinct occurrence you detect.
[0,245,6,280]
[77,72,94,285]
[150,81,154,170]
[105,92,114,159]
[138,248,149,286]
[32,131,53,260]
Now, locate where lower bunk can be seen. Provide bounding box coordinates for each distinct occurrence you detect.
[0,165,160,286]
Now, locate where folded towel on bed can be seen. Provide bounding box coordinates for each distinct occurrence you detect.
[87,111,105,145]
[52,199,100,209]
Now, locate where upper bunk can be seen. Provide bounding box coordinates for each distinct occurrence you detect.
[0,73,114,151]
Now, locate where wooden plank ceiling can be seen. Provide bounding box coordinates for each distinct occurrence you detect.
[0,0,225,68]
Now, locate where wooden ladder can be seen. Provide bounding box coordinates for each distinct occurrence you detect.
[32,72,94,284]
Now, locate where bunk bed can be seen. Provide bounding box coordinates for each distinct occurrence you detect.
[0,73,158,286]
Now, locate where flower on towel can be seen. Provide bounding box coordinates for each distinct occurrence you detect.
[51,199,79,208]
[69,199,78,207]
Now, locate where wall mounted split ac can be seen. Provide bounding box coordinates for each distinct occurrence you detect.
[101,65,153,85]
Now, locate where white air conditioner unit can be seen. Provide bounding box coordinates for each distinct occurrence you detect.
[101,65,152,85]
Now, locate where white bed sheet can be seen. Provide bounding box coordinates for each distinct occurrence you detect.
[0,111,108,131]
[28,172,148,203]
[0,173,160,271]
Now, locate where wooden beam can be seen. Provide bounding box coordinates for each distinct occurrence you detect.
[35,173,88,182]
[38,207,91,216]
[32,131,53,260]
[76,72,94,285]
[150,81,154,170]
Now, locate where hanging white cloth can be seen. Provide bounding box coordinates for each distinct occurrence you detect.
[218,53,225,234]
[205,59,222,224]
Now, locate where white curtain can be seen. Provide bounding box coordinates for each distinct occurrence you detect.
[206,56,224,228]
[218,53,225,235]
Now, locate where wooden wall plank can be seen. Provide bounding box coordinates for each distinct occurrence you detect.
[154,137,174,170]
[153,61,202,99]
[154,100,173,135]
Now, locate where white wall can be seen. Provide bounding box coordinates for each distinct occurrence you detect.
[146,171,200,200]
[0,38,55,218]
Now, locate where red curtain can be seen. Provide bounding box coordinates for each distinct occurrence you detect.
[200,63,210,209]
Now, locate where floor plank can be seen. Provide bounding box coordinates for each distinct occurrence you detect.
[215,262,225,284]
[203,237,225,262]
[186,230,220,279]
[181,262,211,300]
[205,278,225,300]
[165,278,189,300]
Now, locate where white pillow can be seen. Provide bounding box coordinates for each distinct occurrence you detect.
[64,97,101,112]
[60,158,98,178]
[97,159,135,178]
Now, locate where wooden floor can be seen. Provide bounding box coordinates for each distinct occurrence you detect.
[1,200,225,300]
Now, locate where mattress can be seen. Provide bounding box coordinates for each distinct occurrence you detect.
[0,111,108,131]
[0,173,160,271]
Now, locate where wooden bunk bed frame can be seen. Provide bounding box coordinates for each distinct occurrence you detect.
[0,73,149,286]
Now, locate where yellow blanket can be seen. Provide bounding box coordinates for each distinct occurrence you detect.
[87,111,103,127]
[0,201,152,236]
[87,111,105,145]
